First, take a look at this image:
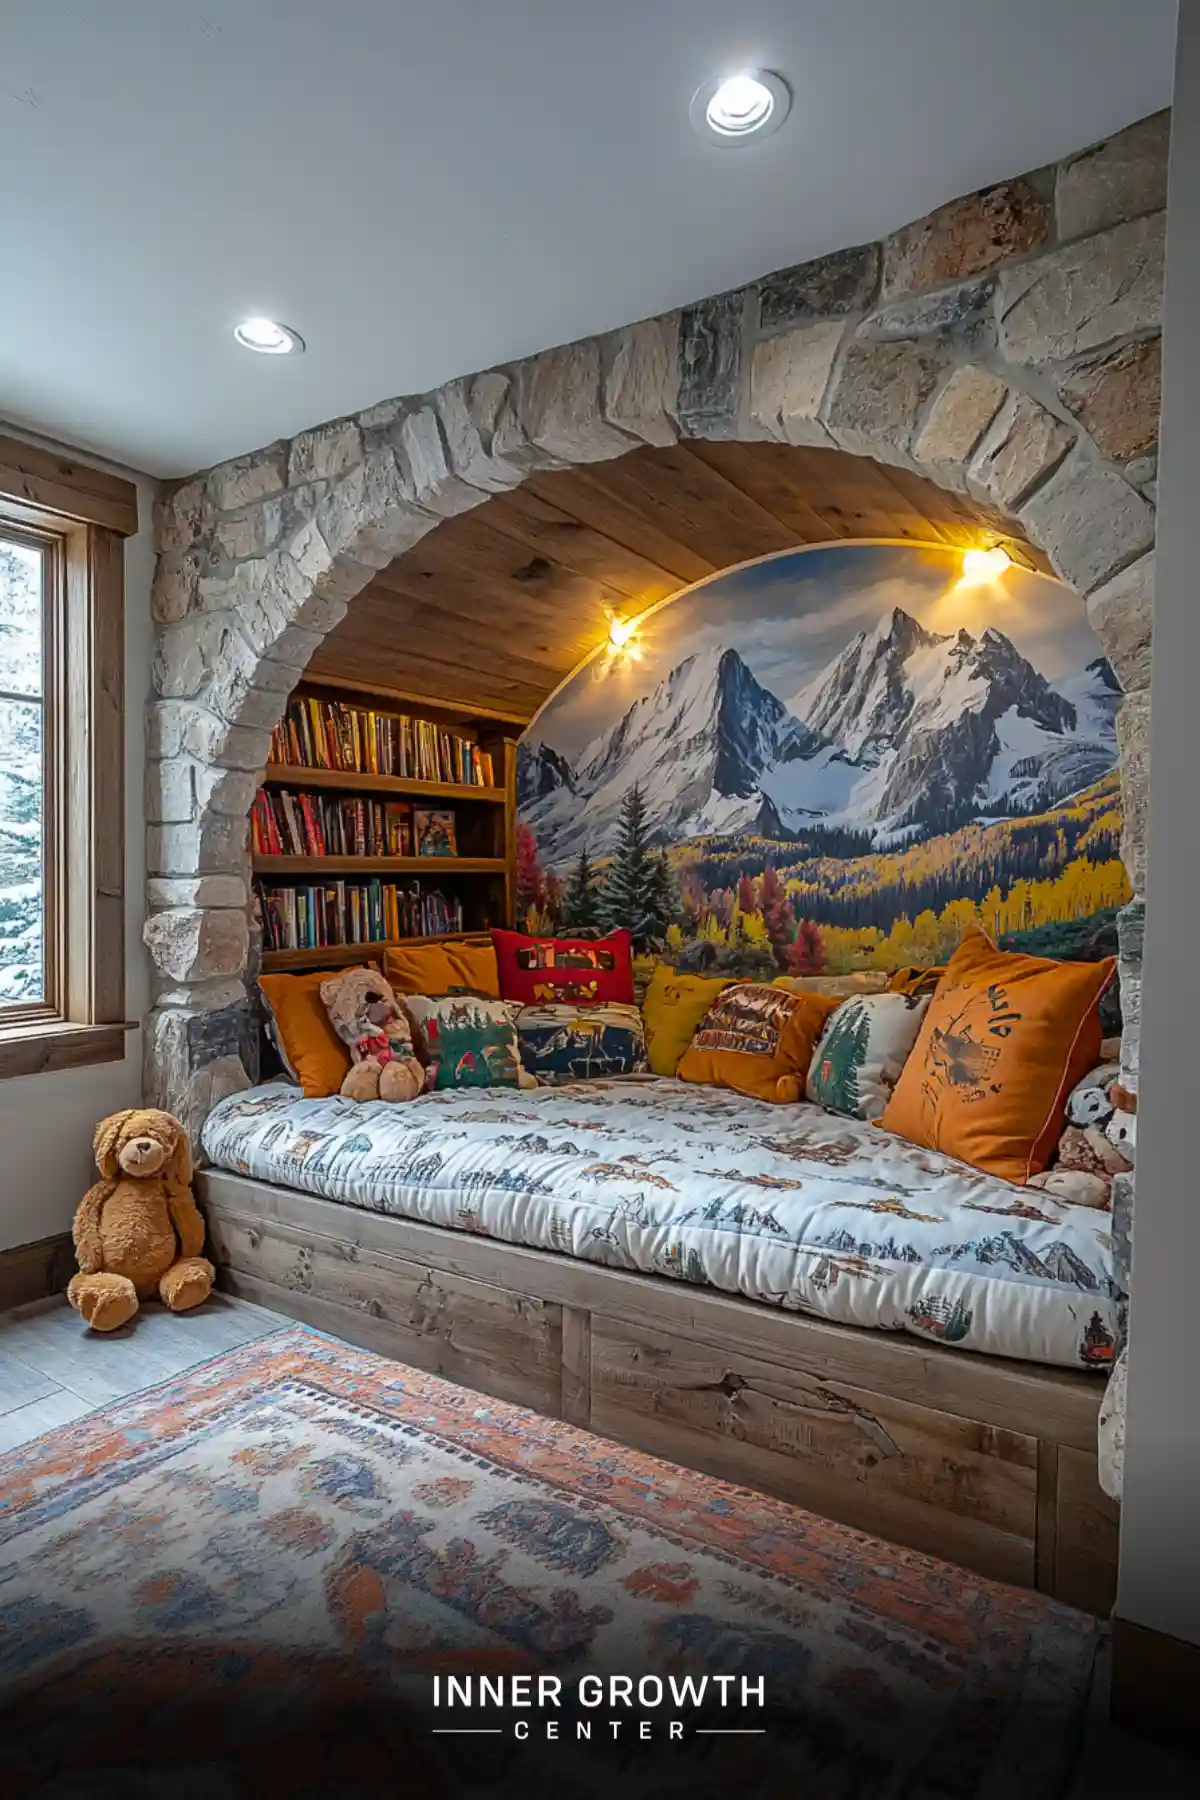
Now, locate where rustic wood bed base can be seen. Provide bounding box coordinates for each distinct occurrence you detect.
[198,1168,1119,1616]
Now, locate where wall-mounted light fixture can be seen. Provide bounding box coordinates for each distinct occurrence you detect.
[960,545,1013,585]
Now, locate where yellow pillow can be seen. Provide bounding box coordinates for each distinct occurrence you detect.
[385,939,499,998]
[446,939,500,997]
[642,965,731,1077]
[258,967,366,1098]
[677,983,839,1104]
[880,930,1115,1182]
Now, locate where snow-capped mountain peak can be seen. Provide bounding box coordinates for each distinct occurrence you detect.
[518,611,1119,866]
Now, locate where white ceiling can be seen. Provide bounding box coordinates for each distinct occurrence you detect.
[0,0,1177,478]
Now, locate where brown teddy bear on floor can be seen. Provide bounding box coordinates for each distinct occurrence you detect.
[67,1109,215,1333]
[320,967,426,1102]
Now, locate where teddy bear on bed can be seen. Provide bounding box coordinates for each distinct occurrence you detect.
[320,967,426,1102]
[1028,1063,1135,1209]
[68,1109,215,1333]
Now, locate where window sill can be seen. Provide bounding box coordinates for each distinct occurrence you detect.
[0,1020,137,1082]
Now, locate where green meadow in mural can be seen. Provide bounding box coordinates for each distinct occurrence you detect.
[516,544,1127,984]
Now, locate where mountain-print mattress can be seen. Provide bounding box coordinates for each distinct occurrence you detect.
[202,1078,1119,1372]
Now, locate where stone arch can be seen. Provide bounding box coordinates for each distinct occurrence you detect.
[145,112,1165,1154]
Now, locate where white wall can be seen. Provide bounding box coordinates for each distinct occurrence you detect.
[0,431,153,1251]
[1118,8,1200,1649]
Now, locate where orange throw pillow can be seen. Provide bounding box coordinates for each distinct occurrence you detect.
[880,930,1115,1182]
[258,967,367,1098]
[677,983,839,1104]
[385,939,499,998]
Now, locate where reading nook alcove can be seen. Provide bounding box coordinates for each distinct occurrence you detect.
[142,118,1163,1618]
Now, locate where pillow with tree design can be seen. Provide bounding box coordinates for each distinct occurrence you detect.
[806,992,931,1121]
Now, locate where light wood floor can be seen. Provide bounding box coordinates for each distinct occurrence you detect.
[0,1292,286,1453]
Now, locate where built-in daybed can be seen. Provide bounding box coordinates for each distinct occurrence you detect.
[198,1075,1121,1614]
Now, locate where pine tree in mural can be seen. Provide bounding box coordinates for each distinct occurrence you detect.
[814,1001,871,1113]
[601,783,653,937]
[643,847,680,942]
[563,848,602,931]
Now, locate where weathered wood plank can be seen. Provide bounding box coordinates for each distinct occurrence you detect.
[206,1206,563,1415]
[561,1305,592,1427]
[588,1317,1037,1586]
[1055,1444,1120,1616]
[199,1173,1105,1450]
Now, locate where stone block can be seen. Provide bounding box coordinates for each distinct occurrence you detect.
[147,875,248,910]
[435,379,528,489]
[677,291,749,438]
[1018,457,1155,595]
[153,479,208,554]
[1056,110,1171,241]
[146,758,195,825]
[286,517,381,608]
[211,499,284,564]
[152,612,243,701]
[151,549,203,623]
[601,315,680,447]
[514,340,636,463]
[912,366,1008,485]
[207,443,288,513]
[310,455,422,572]
[881,178,1050,301]
[193,765,259,819]
[998,212,1164,365]
[143,906,249,984]
[822,339,947,466]
[1057,337,1160,463]
[1117,691,1151,894]
[397,406,491,516]
[1086,552,1154,693]
[147,815,249,879]
[181,1055,253,1156]
[287,418,363,487]
[860,275,996,346]
[967,392,1075,512]
[152,977,252,1013]
[749,323,843,446]
[758,243,879,330]
[187,997,256,1078]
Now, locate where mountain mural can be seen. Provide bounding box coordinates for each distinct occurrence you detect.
[515,543,1128,981]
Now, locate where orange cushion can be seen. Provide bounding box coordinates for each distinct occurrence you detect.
[258,968,366,1098]
[677,983,840,1104]
[880,930,1115,1182]
[385,940,499,998]
[446,939,500,997]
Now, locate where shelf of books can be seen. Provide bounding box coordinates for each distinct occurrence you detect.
[255,682,518,971]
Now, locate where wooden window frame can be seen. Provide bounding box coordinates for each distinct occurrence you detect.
[0,432,138,1080]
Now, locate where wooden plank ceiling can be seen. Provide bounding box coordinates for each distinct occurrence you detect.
[308,440,1045,723]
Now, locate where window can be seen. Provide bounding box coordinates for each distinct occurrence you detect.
[1,528,50,1012]
[0,433,137,1078]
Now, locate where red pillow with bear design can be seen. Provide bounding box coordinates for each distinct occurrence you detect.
[491,928,634,1007]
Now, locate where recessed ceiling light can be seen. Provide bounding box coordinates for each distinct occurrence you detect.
[233,317,304,355]
[690,70,791,145]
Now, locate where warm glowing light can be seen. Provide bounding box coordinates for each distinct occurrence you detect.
[234,317,304,355]
[608,615,636,650]
[961,545,1012,584]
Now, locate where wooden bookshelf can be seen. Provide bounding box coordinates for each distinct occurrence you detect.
[263,765,506,805]
[261,931,492,974]
[255,678,519,967]
[254,855,506,877]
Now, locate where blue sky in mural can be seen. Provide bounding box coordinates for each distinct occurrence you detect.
[533,543,1100,760]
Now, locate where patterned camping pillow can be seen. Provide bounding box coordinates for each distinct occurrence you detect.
[806,992,931,1121]
[492,927,635,1006]
[403,994,525,1091]
[516,1002,648,1085]
[677,983,839,1104]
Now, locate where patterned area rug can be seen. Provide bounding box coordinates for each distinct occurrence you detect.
[0,1326,1099,1798]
